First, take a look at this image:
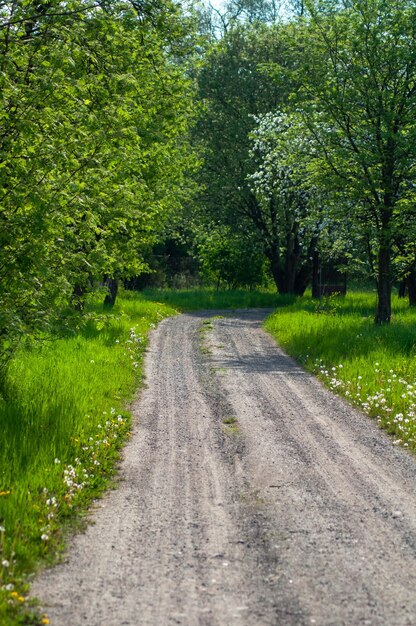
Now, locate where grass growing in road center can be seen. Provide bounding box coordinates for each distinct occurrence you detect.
[265,292,416,451]
[0,292,176,625]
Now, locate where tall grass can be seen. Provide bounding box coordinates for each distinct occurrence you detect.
[0,293,176,625]
[265,292,416,450]
[140,287,294,310]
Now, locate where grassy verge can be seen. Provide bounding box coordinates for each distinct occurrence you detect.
[265,292,416,451]
[0,292,176,625]
[140,287,294,310]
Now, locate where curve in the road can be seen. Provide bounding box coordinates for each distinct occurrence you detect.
[32,311,416,626]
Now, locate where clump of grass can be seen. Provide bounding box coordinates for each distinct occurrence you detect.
[140,287,294,311]
[265,292,416,450]
[199,319,214,332]
[222,415,240,435]
[0,292,176,625]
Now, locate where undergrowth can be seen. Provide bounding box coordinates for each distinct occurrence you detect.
[265,292,416,450]
[0,292,176,625]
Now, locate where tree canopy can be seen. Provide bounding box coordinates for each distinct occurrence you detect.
[0,0,196,382]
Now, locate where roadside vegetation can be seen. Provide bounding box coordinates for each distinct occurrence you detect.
[265,292,416,451]
[0,293,176,626]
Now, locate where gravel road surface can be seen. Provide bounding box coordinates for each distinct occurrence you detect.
[32,310,416,625]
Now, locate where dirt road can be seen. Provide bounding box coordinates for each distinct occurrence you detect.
[33,310,416,625]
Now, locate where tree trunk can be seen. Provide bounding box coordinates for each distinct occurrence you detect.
[267,245,283,293]
[398,280,406,299]
[407,269,416,307]
[104,277,118,308]
[294,264,311,296]
[375,144,395,324]
[284,230,297,293]
[71,283,86,311]
[311,250,320,298]
[375,235,391,324]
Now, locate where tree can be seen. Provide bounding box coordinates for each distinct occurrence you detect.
[248,111,320,294]
[284,0,416,322]
[0,0,195,385]
[193,23,303,293]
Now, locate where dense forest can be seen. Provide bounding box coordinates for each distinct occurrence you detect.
[2,0,416,386]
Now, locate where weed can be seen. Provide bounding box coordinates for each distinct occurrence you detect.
[223,424,240,435]
[210,367,228,375]
[223,416,238,425]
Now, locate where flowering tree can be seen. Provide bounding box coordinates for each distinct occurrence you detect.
[248,111,318,293]
[285,0,416,322]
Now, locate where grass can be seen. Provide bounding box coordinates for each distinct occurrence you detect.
[140,287,295,311]
[0,292,176,625]
[223,416,238,425]
[264,291,416,451]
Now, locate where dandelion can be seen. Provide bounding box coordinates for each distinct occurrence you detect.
[2,560,9,567]
[3,583,14,591]
[0,525,5,533]
[54,458,60,465]
[41,534,49,541]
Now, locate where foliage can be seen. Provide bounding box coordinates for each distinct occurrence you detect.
[0,0,195,382]
[280,0,416,321]
[197,224,268,288]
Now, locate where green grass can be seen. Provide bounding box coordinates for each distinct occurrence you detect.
[140,287,294,310]
[264,292,416,450]
[0,292,176,625]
